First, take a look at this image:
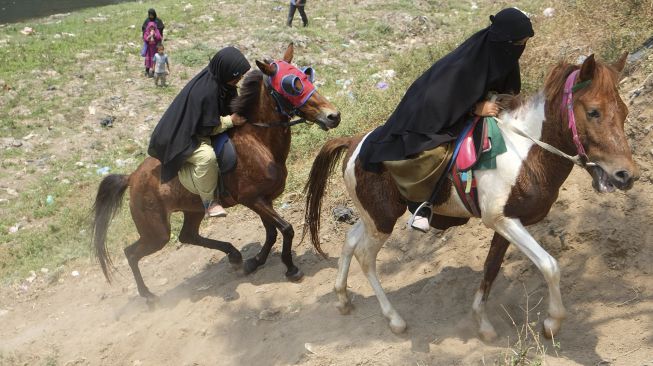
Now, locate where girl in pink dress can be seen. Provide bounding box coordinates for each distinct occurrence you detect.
[143,21,162,77]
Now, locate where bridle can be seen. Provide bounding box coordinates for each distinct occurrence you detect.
[495,69,596,168]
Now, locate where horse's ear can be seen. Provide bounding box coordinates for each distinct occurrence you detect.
[283,42,294,63]
[256,60,276,76]
[579,54,596,81]
[612,51,628,73]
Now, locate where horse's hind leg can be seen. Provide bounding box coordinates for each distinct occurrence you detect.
[353,226,406,333]
[125,209,171,309]
[178,211,243,267]
[472,232,509,341]
[334,220,364,315]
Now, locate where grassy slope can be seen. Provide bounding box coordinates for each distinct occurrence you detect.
[0,0,651,281]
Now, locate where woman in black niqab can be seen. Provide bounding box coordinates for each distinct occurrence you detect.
[359,7,535,173]
[141,8,165,36]
[148,47,251,183]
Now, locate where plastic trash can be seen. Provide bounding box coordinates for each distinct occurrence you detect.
[96,167,111,176]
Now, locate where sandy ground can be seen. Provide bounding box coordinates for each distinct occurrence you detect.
[1,147,652,366]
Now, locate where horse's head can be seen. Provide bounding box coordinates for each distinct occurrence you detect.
[255,43,341,130]
[562,53,639,192]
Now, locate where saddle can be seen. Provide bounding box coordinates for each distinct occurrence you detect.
[211,133,237,174]
[456,117,491,172]
[449,117,490,217]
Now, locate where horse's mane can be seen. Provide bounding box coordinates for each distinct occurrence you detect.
[544,62,578,114]
[543,59,619,118]
[231,69,264,122]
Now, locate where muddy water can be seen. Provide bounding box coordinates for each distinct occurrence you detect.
[0,0,137,24]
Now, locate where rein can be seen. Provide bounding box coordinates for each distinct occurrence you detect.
[495,69,596,168]
[250,76,312,128]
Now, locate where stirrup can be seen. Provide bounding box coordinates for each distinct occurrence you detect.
[408,201,433,232]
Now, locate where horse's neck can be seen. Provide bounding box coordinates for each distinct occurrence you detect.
[248,93,292,164]
[507,92,576,191]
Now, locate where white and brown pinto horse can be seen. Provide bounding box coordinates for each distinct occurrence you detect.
[303,53,638,340]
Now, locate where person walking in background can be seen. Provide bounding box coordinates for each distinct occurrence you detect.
[143,21,162,77]
[287,0,308,27]
[153,44,170,87]
[141,8,165,37]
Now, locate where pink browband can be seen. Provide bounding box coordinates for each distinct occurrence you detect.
[561,70,588,159]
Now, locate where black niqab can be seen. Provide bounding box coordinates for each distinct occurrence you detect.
[148,47,251,182]
[141,8,165,35]
[359,7,534,172]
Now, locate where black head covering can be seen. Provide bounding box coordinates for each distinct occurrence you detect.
[148,47,251,182]
[209,47,251,115]
[359,7,533,172]
[142,8,165,34]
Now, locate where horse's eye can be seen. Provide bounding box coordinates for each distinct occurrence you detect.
[587,109,601,119]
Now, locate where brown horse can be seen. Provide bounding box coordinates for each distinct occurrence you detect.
[92,43,340,307]
[304,53,637,340]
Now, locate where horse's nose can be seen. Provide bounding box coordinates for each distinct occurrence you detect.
[613,169,636,189]
[327,111,341,125]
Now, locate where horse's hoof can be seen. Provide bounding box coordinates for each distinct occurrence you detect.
[228,251,243,268]
[389,317,407,334]
[543,317,561,339]
[336,302,354,315]
[243,258,260,275]
[285,267,304,282]
[145,295,159,311]
[479,326,498,342]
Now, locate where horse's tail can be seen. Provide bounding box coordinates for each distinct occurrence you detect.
[91,174,130,282]
[303,136,355,256]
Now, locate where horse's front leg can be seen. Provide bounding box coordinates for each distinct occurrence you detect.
[243,217,277,275]
[493,217,566,338]
[244,200,304,282]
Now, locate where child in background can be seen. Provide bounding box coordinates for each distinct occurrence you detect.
[143,21,162,77]
[153,44,170,87]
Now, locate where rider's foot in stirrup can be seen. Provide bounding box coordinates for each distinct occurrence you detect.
[410,215,430,232]
[205,201,227,218]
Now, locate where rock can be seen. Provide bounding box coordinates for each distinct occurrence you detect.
[543,8,555,17]
[99,116,114,127]
[71,270,80,277]
[20,27,34,35]
[8,223,21,234]
[332,206,357,224]
[26,270,37,283]
[0,309,9,318]
[258,308,281,321]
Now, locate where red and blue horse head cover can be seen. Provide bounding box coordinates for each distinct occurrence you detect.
[269,60,316,108]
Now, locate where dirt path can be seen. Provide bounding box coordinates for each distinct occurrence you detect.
[1,160,652,365]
